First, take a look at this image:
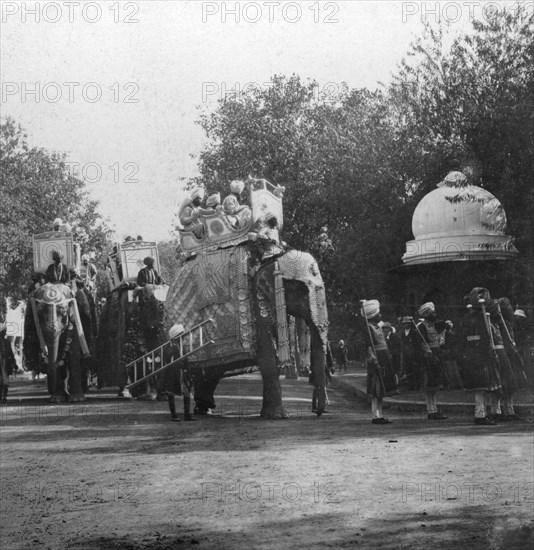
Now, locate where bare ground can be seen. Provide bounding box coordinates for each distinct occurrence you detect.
[1,374,533,550]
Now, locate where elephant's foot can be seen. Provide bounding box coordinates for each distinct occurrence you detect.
[194,405,214,416]
[260,405,289,420]
[49,393,68,403]
[68,393,86,403]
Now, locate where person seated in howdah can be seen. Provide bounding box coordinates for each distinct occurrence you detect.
[203,193,222,213]
[179,188,206,238]
[222,180,252,229]
[45,250,71,284]
[136,256,163,287]
[80,254,97,291]
[256,211,284,260]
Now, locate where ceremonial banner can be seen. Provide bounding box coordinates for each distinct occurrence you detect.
[119,241,160,283]
[32,232,75,273]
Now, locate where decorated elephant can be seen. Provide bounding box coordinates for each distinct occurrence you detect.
[96,283,165,395]
[165,246,331,418]
[24,283,92,402]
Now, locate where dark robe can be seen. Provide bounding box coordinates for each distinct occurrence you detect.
[45,262,70,284]
[458,310,501,391]
[136,267,162,287]
[416,320,445,390]
[363,320,398,398]
[400,327,420,389]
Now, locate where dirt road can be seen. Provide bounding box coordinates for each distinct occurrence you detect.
[1,375,533,550]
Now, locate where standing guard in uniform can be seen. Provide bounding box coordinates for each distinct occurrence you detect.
[336,340,349,373]
[458,288,502,425]
[489,298,526,420]
[0,316,17,403]
[360,299,398,424]
[415,302,448,420]
[400,316,419,389]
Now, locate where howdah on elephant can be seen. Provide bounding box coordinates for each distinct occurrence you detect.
[24,283,92,402]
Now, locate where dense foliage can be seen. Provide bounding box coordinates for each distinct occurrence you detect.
[0,118,113,312]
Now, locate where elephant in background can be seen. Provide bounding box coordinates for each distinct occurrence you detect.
[24,283,92,402]
[96,284,164,394]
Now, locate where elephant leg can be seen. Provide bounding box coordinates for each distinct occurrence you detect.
[309,325,326,416]
[256,321,288,419]
[48,362,68,403]
[66,336,86,402]
[193,369,221,414]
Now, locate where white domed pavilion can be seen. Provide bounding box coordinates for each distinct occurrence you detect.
[402,171,517,265]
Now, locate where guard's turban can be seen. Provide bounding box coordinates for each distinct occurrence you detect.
[191,188,205,201]
[469,287,490,308]
[418,302,435,318]
[362,299,380,319]
[206,193,221,207]
[53,218,63,226]
[168,324,185,340]
[229,180,245,194]
[143,256,155,266]
[339,340,344,346]
[81,254,89,262]
[401,316,413,324]
[514,309,526,319]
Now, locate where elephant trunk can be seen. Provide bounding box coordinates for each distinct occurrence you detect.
[42,303,66,397]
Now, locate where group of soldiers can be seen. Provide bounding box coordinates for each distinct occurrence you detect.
[361,288,529,425]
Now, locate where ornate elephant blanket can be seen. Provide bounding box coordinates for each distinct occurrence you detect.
[165,245,256,367]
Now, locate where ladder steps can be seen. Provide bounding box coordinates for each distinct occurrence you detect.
[124,318,214,390]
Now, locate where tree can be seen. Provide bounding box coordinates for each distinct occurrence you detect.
[187,8,534,324]
[387,7,534,303]
[0,117,113,311]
